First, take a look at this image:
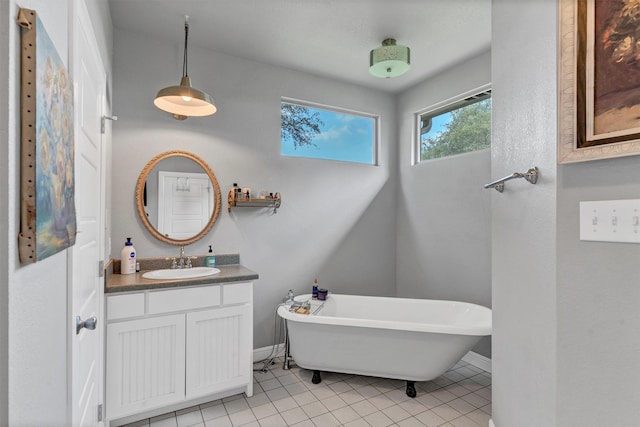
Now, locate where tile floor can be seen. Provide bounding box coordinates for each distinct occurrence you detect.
[123,358,491,427]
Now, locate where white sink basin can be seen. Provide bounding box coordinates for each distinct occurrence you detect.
[142,267,220,280]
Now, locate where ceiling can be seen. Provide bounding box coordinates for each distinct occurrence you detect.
[108,0,491,94]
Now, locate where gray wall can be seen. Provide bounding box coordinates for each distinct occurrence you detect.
[492,0,640,426]
[110,28,398,349]
[557,158,640,426]
[491,1,558,425]
[396,51,492,358]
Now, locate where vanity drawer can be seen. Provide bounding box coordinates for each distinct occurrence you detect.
[148,285,221,314]
[107,293,145,320]
[223,282,253,305]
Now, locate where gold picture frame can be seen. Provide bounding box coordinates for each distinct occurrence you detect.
[558,0,640,163]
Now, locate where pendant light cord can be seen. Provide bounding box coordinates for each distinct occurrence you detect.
[182,20,189,77]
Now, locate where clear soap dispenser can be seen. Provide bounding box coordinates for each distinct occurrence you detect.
[205,245,216,267]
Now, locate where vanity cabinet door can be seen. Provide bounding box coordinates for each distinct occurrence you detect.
[185,305,252,399]
[106,315,186,419]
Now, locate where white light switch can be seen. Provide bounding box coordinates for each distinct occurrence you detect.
[580,199,640,243]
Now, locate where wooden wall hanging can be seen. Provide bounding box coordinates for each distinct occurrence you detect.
[17,8,77,264]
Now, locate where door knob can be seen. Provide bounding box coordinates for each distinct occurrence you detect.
[76,315,98,335]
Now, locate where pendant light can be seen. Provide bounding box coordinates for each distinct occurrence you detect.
[369,38,410,79]
[154,16,216,120]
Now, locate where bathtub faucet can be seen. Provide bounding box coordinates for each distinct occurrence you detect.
[284,290,295,306]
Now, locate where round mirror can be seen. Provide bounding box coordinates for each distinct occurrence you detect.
[135,150,221,245]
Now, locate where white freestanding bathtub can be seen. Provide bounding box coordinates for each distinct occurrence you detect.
[277,293,491,397]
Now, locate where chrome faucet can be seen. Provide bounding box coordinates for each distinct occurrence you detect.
[171,246,196,269]
[170,246,188,269]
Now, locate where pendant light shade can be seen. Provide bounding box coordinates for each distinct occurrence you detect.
[369,38,410,79]
[154,17,216,119]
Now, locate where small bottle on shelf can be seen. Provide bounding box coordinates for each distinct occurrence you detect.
[231,183,239,200]
[242,187,251,200]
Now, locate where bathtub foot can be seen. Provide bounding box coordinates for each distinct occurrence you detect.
[282,342,292,370]
[406,381,417,398]
[312,370,322,384]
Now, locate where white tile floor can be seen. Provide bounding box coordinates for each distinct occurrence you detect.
[123,358,491,427]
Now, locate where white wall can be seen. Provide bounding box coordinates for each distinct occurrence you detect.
[4,2,71,425]
[0,1,112,425]
[110,28,398,348]
[396,51,492,358]
[492,0,640,426]
[0,0,10,421]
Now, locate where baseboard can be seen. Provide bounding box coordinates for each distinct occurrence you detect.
[253,343,285,364]
[489,419,495,427]
[462,351,492,373]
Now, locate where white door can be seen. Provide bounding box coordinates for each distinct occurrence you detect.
[158,171,213,239]
[70,1,106,426]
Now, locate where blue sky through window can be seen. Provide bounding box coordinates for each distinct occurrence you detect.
[421,112,451,148]
[417,92,491,161]
[281,104,376,165]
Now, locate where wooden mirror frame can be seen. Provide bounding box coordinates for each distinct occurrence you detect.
[135,150,221,245]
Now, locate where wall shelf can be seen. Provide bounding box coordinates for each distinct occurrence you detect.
[228,190,281,213]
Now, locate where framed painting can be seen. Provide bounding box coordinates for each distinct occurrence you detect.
[558,0,640,163]
[17,8,77,264]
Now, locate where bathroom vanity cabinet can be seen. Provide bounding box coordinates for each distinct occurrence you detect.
[105,281,253,421]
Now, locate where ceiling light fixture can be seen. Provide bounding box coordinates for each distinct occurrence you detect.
[369,38,410,79]
[154,16,216,120]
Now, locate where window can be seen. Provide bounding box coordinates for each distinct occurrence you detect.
[281,99,377,165]
[417,89,491,162]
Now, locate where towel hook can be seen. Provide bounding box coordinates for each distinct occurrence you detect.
[484,166,539,193]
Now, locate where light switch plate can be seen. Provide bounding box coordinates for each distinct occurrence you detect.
[579,199,640,243]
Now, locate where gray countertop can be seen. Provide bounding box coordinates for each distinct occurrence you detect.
[105,257,259,293]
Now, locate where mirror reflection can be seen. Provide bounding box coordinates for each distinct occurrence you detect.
[136,151,221,245]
